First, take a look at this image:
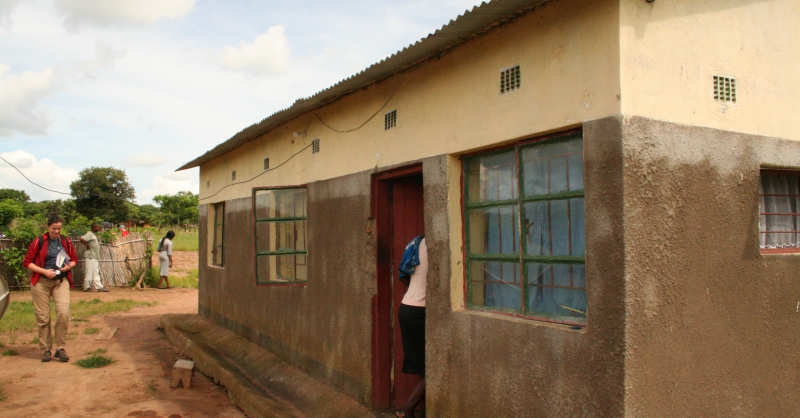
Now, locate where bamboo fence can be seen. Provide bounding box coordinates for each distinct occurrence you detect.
[0,232,152,290]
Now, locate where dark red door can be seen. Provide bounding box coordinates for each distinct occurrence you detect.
[389,175,424,409]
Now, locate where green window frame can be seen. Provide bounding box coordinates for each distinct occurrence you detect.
[253,187,308,284]
[463,131,587,325]
[212,202,225,266]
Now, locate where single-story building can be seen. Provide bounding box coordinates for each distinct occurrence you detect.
[177,0,800,416]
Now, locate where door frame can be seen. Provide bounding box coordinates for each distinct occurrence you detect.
[370,163,423,410]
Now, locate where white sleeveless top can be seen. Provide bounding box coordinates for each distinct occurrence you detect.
[401,238,427,307]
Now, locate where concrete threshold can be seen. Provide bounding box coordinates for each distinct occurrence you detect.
[161,314,378,418]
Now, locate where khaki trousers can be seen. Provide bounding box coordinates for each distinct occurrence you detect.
[32,278,70,352]
[83,258,102,290]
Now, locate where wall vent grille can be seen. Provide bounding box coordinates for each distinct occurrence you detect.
[231,171,236,181]
[713,75,737,103]
[500,65,521,94]
[385,110,397,130]
[263,158,270,170]
[312,139,320,154]
[206,180,210,189]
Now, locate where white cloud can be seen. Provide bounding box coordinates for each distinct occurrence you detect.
[0,64,57,137]
[138,169,198,204]
[74,38,127,83]
[54,0,196,30]
[0,150,78,201]
[215,25,290,77]
[123,152,168,168]
[0,0,24,27]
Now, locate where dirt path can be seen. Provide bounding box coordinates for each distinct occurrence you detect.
[0,287,245,418]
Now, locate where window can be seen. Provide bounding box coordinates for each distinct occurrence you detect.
[385,110,397,130]
[500,65,521,94]
[463,131,586,325]
[232,171,237,181]
[212,202,225,266]
[253,187,308,284]
[760,170,800,253]
[264,158,270,170]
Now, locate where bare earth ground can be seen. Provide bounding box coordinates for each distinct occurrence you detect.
[152,251,199,273]
[0,253,245,418]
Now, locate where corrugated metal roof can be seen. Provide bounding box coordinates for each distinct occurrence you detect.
[177,0,554,171]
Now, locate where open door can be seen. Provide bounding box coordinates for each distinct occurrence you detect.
[371,165,424,411]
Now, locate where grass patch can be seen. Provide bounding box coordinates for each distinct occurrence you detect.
[83,327,100,335]
[88,348,107,355]
[75,354,115,369]
[30,337,38,345]
[72,318,88,323]
[0,296,156,334]
[1,349,18,356]
[170,269,199,289]
[152,230,198,252]
[146,379,157,394]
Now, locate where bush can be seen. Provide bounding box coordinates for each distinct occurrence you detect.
[0,216,45,288]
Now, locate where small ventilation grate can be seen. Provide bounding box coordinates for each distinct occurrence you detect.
[231,171,236,181]
[713,75,737,103]
[384,110,397,130]
[263,158,270,170]
[500,65,521,94]
[312,139,320,154]
[206,180,210,189]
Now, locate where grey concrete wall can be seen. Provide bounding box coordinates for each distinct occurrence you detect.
[198,171,376,404]
[424,116,627,417]
[622,117,800,417]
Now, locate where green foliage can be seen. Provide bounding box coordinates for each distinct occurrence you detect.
[0,217,45,287]
[84,327,100,335]
[1,349,18,356]
[70,166,135,223]
[75,354,115,369]
[153,191,198,227]
[0,189,30,203]
[99,228,116,244]
[64,215,91,238]
[25,199,79,222]
[169,269,199,289]
[88,348,107,355]
[0,200,24,228]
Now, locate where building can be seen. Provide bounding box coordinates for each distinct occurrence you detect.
[177,0,800,416]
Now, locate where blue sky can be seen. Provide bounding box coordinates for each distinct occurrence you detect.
[0,0,485,204]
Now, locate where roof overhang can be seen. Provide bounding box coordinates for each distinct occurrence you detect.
[177,0,554,171]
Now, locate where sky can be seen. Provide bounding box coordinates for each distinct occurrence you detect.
[0,0,485,204]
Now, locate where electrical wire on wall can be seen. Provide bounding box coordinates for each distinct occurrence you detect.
[313,78,405,133]
[198,142,314,202]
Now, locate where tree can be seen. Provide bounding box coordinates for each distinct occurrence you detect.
[0,188,30,203]
[130,203,159,225]
[70,167,135,223]
[24,199,79,222]
[153,191,199,228]
[0,199,25,228]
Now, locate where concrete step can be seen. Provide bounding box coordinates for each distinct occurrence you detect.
[161,314,378,418]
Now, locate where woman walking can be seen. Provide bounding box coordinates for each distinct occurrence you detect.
[157,230,175,289]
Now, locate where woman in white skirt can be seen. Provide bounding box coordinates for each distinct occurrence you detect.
[157,230,175,289]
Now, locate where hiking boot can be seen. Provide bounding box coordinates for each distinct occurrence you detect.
[54,348,69,362]
[41,350,51,362]
[97,287,110,292]
[83,288,93,292]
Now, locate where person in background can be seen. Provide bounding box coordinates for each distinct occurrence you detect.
[396,236,428,418]
[157,230,175,289]
[119,224,129,237]
[22,214,77,363]
[80,223,109,292]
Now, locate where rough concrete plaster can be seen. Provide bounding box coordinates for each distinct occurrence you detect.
[622,116,800,417]
[198,171,376,404]
[424,116,627,417]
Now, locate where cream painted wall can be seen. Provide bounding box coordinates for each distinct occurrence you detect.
[620,0,800,141]
[198,0,621,203]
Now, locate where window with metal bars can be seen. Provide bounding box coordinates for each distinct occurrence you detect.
[500,65,521,94]
[253,187,308,284]
[713,75,736,104]
[212,202,225,266]
[385,110,397,130]
[463,131,586,325]
[264,158,270,170]
[312,139,320,154]
[760,170,800,254]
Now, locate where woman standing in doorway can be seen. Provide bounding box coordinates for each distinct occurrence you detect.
[157,230,175,289]
[396,236,427,418]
